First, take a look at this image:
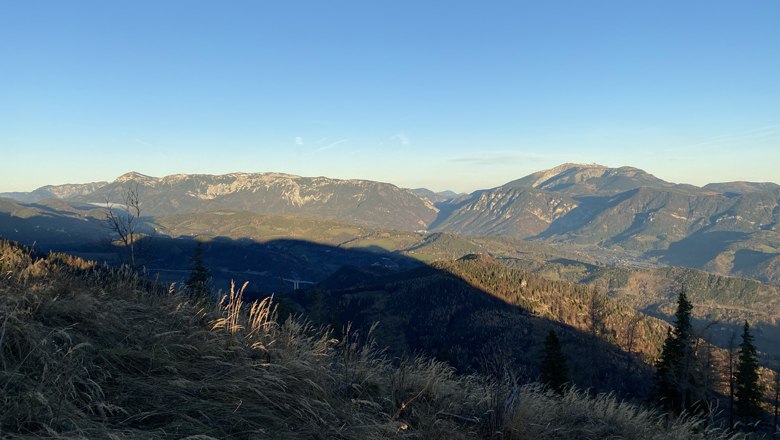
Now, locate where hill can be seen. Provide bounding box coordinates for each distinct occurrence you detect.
[0,240,737,439]
[3,195,779,360]
[703,181,780,194]
[81,172,438,231]
[3,165,780,282]
[0,181,108,203]
[501,163,683,195]
[284,254,669,397]
[411,188,461,205]
[0,197,107,248]
[432,164,780,282]
[1,172,438,231]
[499,256,780,358]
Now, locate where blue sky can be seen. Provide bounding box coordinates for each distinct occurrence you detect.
[1,1,779,192]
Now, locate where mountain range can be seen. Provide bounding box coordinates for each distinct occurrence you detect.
[3,165,780,374]
[2,163,778,282]
[436,164,780,282]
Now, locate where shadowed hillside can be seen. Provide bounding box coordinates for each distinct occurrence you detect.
[282,254,669,398]
[0,240,740,439]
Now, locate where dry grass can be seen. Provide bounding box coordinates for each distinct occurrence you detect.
[0,240,742,439]
[507,385,739,440]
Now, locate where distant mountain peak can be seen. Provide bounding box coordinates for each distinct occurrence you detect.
[114,171,156,184]
[527,163,608,186]
[411,188,462,204]
[501,163,669,195]
[549,162,607,173]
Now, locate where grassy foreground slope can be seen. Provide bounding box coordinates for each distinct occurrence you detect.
[0,240,737,439]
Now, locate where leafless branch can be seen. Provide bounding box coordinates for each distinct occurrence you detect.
[104,183,141,268]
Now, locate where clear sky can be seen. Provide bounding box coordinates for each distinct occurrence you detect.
[1,1,779,193]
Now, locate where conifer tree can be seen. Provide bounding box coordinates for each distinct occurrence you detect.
[727,329,738,429]
[186,242,211,298]
[735,321,763,422]
[540,329,569,394]
[772,364,779,440]
[655,288,704,413]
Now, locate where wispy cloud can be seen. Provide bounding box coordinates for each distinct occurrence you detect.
[316,138,349,152]
[390,133,410,146]
[449,151,571,165]
[294,136,304,146]
[682,123,780,150]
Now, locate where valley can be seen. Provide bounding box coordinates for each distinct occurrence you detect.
[6,4,779,436]
[2,164,780,362]
[4,163,779,283]
[3,163,780,436]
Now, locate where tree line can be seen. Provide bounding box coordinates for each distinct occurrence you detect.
[544,286,780,435]
[654,288,776,433]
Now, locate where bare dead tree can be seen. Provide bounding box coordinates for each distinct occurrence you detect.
[104,183,141,268]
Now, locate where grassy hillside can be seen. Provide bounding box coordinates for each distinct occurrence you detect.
[0,240,739,439]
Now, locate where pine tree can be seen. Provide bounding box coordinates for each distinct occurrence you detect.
[540,329,569,394]
[186,242,211,298]
[735,321,763,422]
[655,327,681,408]
[655,288,704,413]
[772,365,779,440]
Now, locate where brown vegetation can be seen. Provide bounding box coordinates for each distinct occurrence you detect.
[0,240,739,439]
[435,255,670,362]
